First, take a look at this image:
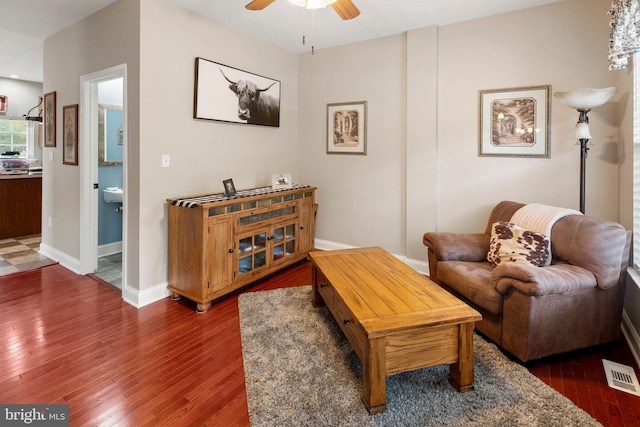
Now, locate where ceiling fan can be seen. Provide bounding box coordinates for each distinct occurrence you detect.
[245,0,360,20]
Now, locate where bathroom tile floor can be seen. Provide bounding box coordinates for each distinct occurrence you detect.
[0,234,57,277]
[94,252,122,289]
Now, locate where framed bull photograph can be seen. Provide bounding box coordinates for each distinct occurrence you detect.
[193,57,280,127]
[478,85,550,158]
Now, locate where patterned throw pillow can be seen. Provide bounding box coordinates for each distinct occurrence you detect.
[487,221,549,267]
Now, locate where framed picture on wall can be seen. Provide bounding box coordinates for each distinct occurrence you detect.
[62,104,79,165]
[326,101,367,155]
[0,95,7,113]
[194,57,281,127]
[478,85,550,158]
[44,91,56,147]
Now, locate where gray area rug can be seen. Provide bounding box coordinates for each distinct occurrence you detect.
[239,286,602,426]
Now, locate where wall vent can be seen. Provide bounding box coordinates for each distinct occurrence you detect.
[602,359,640,396]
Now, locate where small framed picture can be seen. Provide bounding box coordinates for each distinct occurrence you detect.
[271,173,292,189]
[44,91,56,147]
[62,104,79,165]
[478,85,550,158]
[223,178,236,198]
[327,101,367,155]
[0,95,7,113]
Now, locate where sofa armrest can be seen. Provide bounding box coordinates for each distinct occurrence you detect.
[491,263,597,297]
[423,233,489,262]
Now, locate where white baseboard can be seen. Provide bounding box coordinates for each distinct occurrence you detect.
[122,281,170,308]
[98,241,122,257]
[313,239,357,252]
[38,243,81,274]
[622,311,640,370]
[313,239,429,275]
[39,243,167,309]
[39,239,428,310]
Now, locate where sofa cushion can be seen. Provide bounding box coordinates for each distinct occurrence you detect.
[487,221,549,267]
[551,215,627,289]
[491,262,597,296]
[437,260,503,315]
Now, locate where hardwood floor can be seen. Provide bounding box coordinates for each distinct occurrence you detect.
[1,261,639,426]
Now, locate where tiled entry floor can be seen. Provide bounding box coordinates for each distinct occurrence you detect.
[94,252,122,289]
[0,234,57,277]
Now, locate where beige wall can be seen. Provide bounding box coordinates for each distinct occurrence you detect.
[437,0,618,235]
[298,35,407,255]
[137,0,299,291]
[42,0,141,272]
[299,0,619,262]
[43,0,299,297]
[43,0,639,349]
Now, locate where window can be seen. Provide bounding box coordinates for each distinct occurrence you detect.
[0,119,28,155]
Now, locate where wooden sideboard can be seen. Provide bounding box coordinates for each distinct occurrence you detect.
[167,185,316,312]
[0,175,42,240]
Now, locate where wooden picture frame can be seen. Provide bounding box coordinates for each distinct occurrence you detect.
[0,95,7,113]
[44,91,56,147]
[478,85,550,158]
[271,173,292,189]
[194,57,281,127]
[327,101,367,155]
[223,178,237,198]
[62,104,78,165]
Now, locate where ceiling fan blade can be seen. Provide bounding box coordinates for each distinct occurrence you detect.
[245,0,277,11]
[331,0,360,20]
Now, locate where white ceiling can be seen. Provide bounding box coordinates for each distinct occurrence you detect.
[0,0,563,83]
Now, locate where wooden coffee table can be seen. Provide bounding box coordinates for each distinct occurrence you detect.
[309,247,482,415]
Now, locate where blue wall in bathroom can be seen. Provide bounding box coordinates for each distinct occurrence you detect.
[99,166,123,245]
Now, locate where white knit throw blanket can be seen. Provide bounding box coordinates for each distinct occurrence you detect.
[510,203,583,265]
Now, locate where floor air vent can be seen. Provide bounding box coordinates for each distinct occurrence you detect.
[602,359,640,396]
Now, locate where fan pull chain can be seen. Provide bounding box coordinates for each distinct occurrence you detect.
[311,9,315,55]
[302,7,306,45]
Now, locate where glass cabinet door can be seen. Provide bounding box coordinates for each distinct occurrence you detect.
[237,231,267,275]
[272,223,296,263]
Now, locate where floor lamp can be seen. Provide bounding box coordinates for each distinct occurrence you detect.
[553,87,617,214]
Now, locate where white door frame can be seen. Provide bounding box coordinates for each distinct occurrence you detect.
[79,64,128,287]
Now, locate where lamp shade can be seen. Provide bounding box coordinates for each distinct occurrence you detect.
[575,122,592,140]
[553,87,617,109]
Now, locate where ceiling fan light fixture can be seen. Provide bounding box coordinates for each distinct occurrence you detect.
[288,0,337,9]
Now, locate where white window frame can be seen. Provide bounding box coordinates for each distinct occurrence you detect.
[633,53,640,270]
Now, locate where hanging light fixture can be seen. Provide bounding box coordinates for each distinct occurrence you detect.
[288,0,337,54]
[23,96,43,122]
[288,0,336,9]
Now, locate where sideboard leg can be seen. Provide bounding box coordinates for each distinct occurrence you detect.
[196,301,212,313]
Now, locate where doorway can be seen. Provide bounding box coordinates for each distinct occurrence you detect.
[79,64,127,291]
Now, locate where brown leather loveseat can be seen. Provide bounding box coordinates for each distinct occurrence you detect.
[423,201,630,362]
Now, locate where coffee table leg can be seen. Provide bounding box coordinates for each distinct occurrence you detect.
[449,322,475,392]
[311,266,326,307]
[362,337,387,414]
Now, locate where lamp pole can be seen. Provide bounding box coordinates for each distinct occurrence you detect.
[577,108,590,214]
